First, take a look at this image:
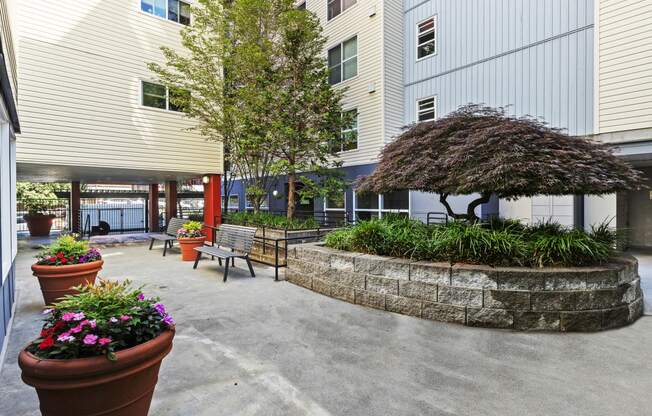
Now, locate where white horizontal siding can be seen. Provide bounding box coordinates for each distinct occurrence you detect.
[306,1,385,167]
[16,0,222,176]
[597,0,652,134]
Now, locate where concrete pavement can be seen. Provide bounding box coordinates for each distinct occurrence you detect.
[1,244,651,416]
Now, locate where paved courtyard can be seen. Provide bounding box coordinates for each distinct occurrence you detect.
[1,242,651,416]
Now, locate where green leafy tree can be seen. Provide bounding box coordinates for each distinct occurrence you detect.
[17,182,69,214]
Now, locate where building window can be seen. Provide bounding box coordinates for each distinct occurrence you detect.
[324,194,345,210]
[328,36,357,85]
[141,0,191,25]
[227,195,240,211]
[141,81,189,112]
[417,17,437,59]
[328,0,356,20]
[417,97,436,122]
[245,195,269,211]
[332,109,358,152]
[354,191,409,222]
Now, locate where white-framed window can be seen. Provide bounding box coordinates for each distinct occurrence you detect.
[141,0,191,25]
[245,195,269,211]
[141,81,190,112]
[328,0,356,20]
[328,36,357,85]
[417,16,437,59]
[417,96,436,122]
[353,190,410,222]
[227,195,239,211]
[334,109,358,152]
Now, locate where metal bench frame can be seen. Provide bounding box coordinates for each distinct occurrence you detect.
[148,217,188,256]
[192,224,257,282]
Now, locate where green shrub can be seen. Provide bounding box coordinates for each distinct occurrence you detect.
[225,211,320,230]
[324,217,616,267]
[324,228,353,251]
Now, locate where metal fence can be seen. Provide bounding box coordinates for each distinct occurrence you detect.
[16,199,69,233]
[81,199,148,234]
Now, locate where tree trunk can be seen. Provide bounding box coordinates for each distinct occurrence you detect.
[287,172,296,220]
[439,192,492,223]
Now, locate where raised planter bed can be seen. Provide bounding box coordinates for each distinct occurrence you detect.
[285,243,643,332]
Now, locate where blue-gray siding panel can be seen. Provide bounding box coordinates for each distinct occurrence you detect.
[405,27,594,135]
[0,263,16,357]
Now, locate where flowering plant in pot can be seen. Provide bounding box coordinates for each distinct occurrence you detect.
[32,235,103,305]
[176,220,206,261]
[22,198,57,237]
[19,280,175,416]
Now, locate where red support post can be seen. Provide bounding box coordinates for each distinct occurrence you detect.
[165,181,178,223]
[71,181,81,234]
[148,184,159,232]
[203,174,222,243]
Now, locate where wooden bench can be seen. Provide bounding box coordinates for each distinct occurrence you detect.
[148,217,188,256]
[192,224,257,282]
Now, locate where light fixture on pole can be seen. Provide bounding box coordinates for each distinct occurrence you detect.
[202,175,210,184]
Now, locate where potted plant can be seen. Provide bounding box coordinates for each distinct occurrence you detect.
[176,220,206,261]
[19,280,175,416]
[32,235,103,305]
[18,183,61,237]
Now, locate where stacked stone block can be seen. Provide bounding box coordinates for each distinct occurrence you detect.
[285,243,643,332]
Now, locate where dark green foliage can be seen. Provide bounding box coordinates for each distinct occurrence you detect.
[324,217,617,267]
[225,211,319,230]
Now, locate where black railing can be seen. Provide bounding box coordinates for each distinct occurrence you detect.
[81,202,148,235]
[222,210,351,229]
[426,212,449,225]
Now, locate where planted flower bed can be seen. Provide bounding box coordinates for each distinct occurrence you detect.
[286,217,643,331]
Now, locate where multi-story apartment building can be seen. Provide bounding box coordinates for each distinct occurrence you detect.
[403,0,595,226]
[0,0,19,367]
[14,0,224,232]
[587,0,652,249]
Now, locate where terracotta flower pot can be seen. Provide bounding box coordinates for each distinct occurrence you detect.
[19,328,175,416]
[178,236,206,261]
[31,260,104,305]
[24,213,56,237]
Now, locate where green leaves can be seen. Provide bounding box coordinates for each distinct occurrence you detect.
[324,218,617,267]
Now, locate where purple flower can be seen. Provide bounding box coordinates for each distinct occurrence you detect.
[137,293,145,301]
[109,317,118,323]
[120,315,131,321]
[72,312,85,321]
[162,315,175,326]
[42,308,54,315]
[62,312,75,322]
[154,303,166,315]
[83,334,98,345]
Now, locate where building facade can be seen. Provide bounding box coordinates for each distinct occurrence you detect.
[0,0,19,367]
[586,0,652,248]
[14,0,224,232]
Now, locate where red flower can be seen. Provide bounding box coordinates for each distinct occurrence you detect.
[38,336,55,350]
[56,252,64,259]
[53,321,65,331]
[61,258,68,264]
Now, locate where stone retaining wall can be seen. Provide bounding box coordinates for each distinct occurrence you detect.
[285,243,644,331]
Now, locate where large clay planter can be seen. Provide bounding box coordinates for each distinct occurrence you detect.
[19,328,175,416]
[178,236,206,261]
[31,260,104,305]
[24,214,56,237]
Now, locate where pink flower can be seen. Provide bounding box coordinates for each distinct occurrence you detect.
[83,334,98,345]
[70,324,83,334]
[109,317,118,323]
[98,337,112,346]
[120,315,131,321]
[61,312,75,322]
[72,312,85,321]
[57,333,75,343]
[88,320,97,329]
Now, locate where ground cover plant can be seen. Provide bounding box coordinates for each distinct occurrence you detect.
[26,280,174,361]
[324,216,618,267]
[225,211,320,230]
